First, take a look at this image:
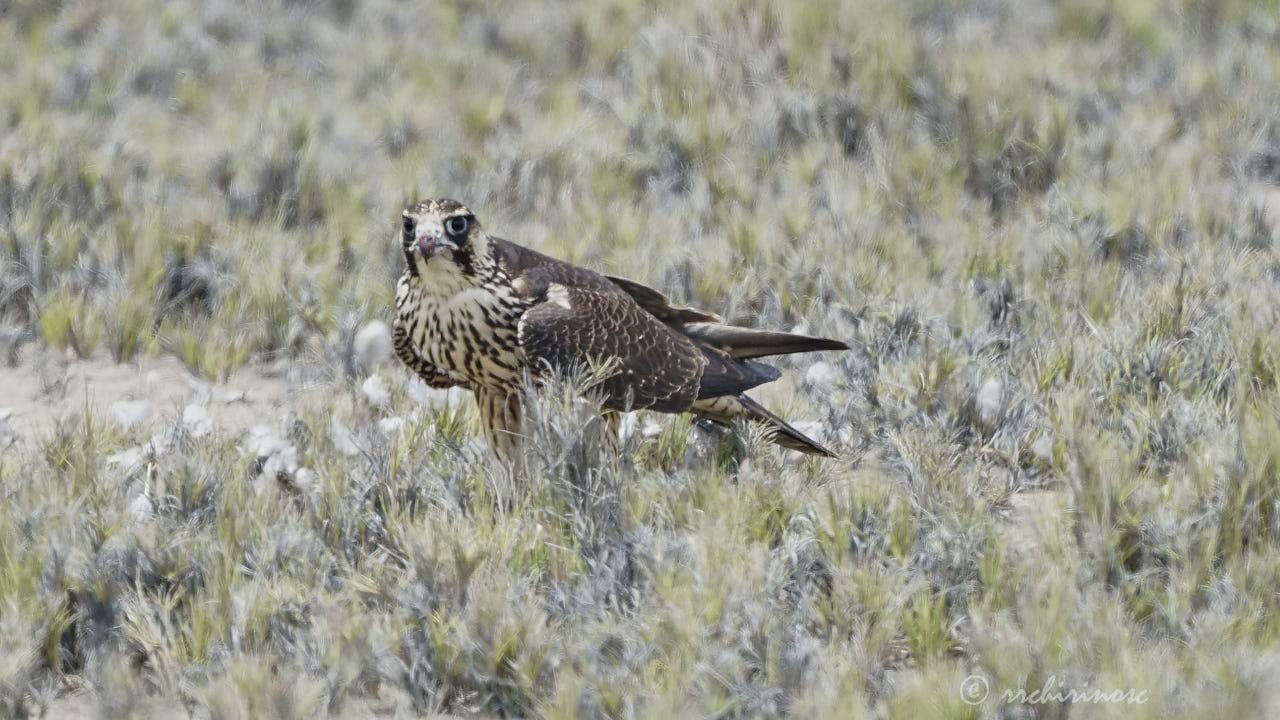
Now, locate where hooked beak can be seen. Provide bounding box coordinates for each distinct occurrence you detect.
[415,229,457,258]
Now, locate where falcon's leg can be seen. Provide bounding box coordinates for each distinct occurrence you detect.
[393,319,461,389]
[476,386,523,464]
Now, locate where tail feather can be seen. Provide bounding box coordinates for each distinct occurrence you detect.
[690,394,838,457]
[695,351,781,400]
[683,323,849,360]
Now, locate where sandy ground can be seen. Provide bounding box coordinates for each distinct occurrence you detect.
[0,349,333,453]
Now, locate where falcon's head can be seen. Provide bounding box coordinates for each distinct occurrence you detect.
[400,198,492,278]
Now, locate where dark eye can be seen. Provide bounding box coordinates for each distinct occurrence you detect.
[402,215,415,234]
[445,215,469,237]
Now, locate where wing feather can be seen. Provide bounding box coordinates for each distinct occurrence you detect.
[517,284,704,412]
[604,275,721,324]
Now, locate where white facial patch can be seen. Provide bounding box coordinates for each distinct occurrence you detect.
[416,218,444,242]
[408,217,447,273]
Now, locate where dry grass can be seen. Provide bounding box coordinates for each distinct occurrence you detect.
[3,0,1280,717]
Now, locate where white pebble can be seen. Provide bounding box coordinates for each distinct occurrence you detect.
[145,432,173,456]
[407,379,470,410]
[126,490,153,527]
[291,467,319,496]
[641,417,664,439]
[213,386,247,403]
[617,413,637,442]
[354,320,394,370]
[377,416,405,436]
[259,452,292,480]
[106,446,146,471]
[184,375,213,404]
[330,417,362,456]
[362,374,391,408]
[976,377,1004,425]
[805,361,839,389]
[182,404,214,438]
[110,400,153,430]
[243,423,291,459]
[239,421,316,488]
[1032,433,1054,463]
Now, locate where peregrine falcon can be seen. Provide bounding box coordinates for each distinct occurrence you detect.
[393,198,848,460]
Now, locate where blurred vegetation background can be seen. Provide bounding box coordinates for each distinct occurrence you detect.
[3,0,1280,717]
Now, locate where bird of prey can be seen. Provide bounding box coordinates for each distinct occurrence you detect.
[393,198,848,460]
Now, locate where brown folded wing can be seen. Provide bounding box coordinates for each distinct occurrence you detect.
[516,285,705,412]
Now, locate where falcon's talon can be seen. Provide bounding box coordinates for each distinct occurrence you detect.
[394,198,849,460]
